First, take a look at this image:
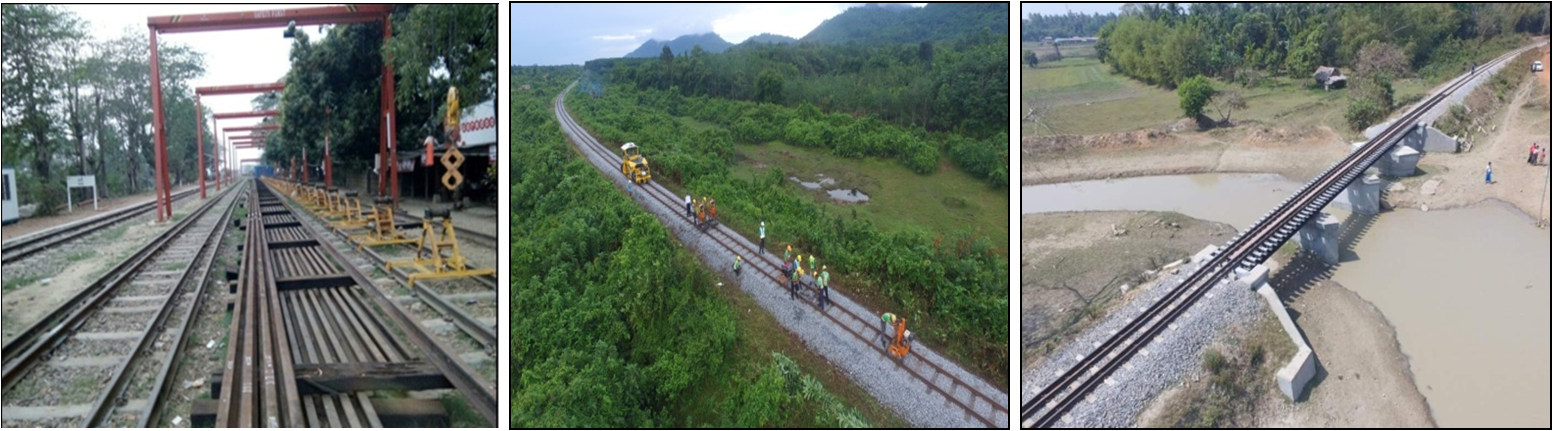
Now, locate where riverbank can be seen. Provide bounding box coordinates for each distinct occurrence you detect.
[1020,211,1235,372]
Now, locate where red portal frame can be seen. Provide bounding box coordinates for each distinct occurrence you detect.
[148,4,397,223]
[197,84,283,198]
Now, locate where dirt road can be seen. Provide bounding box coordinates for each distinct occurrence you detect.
[1386,66,1551,220]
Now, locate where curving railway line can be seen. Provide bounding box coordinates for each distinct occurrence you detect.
[554,84,1009,428]
[1,182,241,427]
[1020,44,1538,428]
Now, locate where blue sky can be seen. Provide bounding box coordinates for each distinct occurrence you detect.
[512,3,922,66]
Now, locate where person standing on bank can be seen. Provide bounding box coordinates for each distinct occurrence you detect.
[1486,162,1494,184]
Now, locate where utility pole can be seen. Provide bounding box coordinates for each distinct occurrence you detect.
[1539,161,1549,228]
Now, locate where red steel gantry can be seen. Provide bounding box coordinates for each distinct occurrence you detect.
[148,4,397,223]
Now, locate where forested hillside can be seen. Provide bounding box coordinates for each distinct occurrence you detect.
[801,3,1007,45]
[510,66,894,428]
[624,33,733,58]
[1021,11,1117,40]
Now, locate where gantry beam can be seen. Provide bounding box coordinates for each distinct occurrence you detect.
[213,110,279,120]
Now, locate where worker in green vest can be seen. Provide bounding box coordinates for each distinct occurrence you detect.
[733,255,742,278]
[808,254,817,273]
[817,266,830,311]
[880,312,898,348]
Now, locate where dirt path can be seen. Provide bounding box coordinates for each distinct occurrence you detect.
[1386,72,1551,220]
[1,185,197,240]
[1022,123,1351,186]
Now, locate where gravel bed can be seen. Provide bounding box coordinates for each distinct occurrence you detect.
[77,309,154,334]
[555,89,1008,428]
[1019,258,1264,427]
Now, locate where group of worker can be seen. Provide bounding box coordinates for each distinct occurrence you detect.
[776,244,831,310]
[683,194,717,225]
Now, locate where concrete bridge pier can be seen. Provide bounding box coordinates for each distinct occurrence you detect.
[1296,213,1342,265]
[1334,170,1383,215]
[1382,145,1421,177]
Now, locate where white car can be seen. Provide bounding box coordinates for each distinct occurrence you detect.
[1535,61,1544,73]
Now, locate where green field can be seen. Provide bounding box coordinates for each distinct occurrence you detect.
[725,140,1009,244]
[1021,56,1444,138]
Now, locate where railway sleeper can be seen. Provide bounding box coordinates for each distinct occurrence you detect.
[191,397,447,428]
[207,361,451,396]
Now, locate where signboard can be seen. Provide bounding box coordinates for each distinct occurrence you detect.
[457,99,496,147]
[66,175,98,212]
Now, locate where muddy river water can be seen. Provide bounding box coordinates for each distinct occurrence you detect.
[1023,174,1551,427]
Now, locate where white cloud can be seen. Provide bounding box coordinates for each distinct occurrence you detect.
[591,34,637,41]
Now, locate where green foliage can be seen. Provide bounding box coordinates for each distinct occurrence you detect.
[598,29,1007,141]
[1344,97,1386,131]
[1177,75,1215,119]
[802,3,1007,45]
[569,84,1009,381]
[1097,3,1548,86]
[511,67,738,427]
[754,69,783,105]
[718,353,872,428]
[1022,11,1117,41]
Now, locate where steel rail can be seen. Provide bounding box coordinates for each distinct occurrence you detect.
[554,86,1009,427]
[1021,45,1531,428]
[2,188,199,263]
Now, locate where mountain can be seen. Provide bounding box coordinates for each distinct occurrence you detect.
[801,3,1007,45]
[623,33,733,58]
[741,33,799,45]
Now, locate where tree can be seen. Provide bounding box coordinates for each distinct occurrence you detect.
[2,5,85,212]
[1177,75,1215,119]
[1209,90,1247,124]
[1353,41,1409,80]
[755,69,783,104]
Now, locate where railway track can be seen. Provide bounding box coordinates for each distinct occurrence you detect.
[285,193,497,349]
[1020,45,1535,428]
[212,180,496,427]
[554,86,1009,428]
[2,188,200,264]
[1,181,241,427]
[392,210,497,249]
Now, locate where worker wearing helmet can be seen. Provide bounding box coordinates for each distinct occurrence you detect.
[880,313,898,348]
[759,222,767,254]
[808,254,817,273]
[784,244,792,262]
[733,255,742,278]
[818,266,831,311]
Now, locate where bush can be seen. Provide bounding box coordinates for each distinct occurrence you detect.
[1177,75,1215,119]
[1345,98,1386,131]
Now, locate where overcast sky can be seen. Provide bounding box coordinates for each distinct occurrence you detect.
[1020,3,1123,18]
[64,4,328,162]
[512,3,923,66]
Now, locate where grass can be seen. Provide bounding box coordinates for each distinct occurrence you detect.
[65,250,95,263]
[726,140,1009,245]
[102,225,130,242]
[1145,316,1298,428]
[62,375,99,404]
[1023,56,1469,139]
[2,274,43,293]
[670,272,909,428]
[441,392,490,427]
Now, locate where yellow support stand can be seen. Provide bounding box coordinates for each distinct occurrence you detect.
[350,198,419,248]
[385,208,493,284]
[330,191,370,230]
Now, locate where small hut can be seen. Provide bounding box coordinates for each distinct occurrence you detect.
[1314,66,1347,90]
